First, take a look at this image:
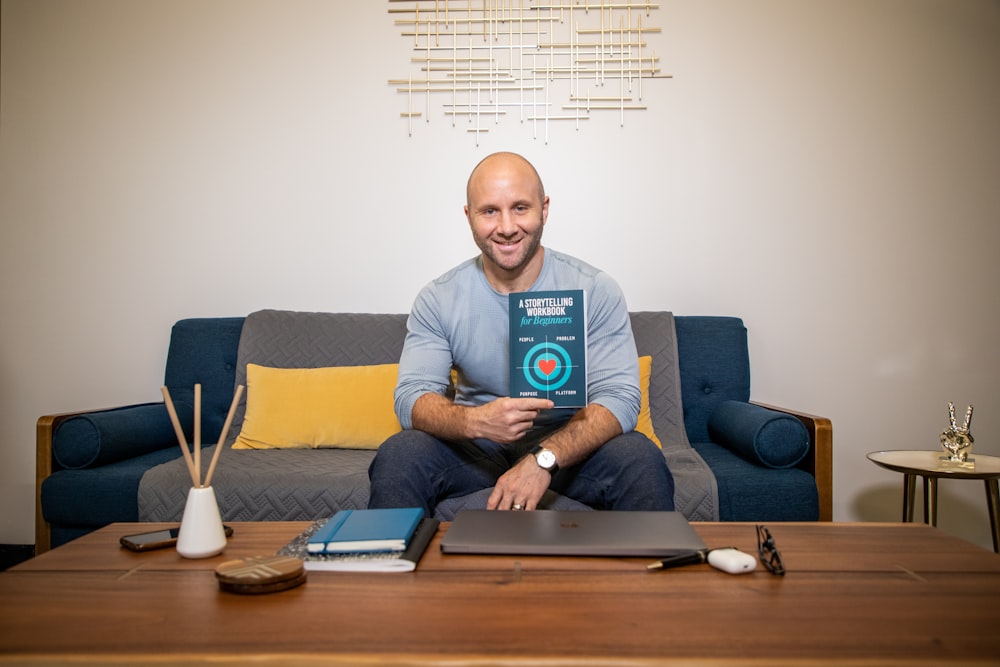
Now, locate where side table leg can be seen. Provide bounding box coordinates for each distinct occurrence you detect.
[985,479,1000,554]
[925,476,938,526]
[903,474,915,522]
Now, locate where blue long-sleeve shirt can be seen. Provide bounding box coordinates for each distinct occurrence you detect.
[394,249,640,440]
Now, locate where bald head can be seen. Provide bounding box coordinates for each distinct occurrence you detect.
[463,151,549,292]
[466,152,546,210]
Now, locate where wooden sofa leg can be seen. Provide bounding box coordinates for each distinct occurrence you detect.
[35,415,57,555]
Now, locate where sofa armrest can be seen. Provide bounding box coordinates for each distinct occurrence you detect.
[752,402,833,521]
[36,409,103,554]
[35,403,180,554]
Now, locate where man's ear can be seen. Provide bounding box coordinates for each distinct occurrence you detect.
[464,204,472,226]
[541,195,550,225]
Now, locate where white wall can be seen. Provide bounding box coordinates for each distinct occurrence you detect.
[2,1,998,547]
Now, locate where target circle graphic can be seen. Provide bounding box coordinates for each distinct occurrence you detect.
[521,342,574,392]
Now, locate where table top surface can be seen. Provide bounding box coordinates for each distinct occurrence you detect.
[4,520,1000,666]
[868,449,1000,478]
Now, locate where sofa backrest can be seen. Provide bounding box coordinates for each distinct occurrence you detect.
[164,317,245,442]
[674,316,751,443]
[223,310,410,446]
[629,313,751,445]
[162,312,751,447]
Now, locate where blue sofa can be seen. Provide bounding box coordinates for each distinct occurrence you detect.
[35,312,832,552]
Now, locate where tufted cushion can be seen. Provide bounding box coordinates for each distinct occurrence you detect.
[692,441,819,520]
[163,317,245,443]
[674,317,750,443]
[707,401,810,469]
[53,403,181,470]
[42,446,183,529]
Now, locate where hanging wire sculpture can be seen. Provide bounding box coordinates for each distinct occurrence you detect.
[388,1,670,144]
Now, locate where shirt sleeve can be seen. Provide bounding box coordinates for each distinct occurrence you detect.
[584,272,641,433]
[393,286,455,430]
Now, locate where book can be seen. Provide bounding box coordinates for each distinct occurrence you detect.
[279,516,440,572]
[508,289,587,408]
[306,507,424,554]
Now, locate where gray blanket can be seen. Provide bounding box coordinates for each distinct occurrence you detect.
[139,309,718,523]
[631,311,719,521]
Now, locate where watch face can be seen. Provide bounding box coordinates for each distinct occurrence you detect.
[537,449,557,469]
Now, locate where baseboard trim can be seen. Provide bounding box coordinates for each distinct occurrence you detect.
[0,544,35,570]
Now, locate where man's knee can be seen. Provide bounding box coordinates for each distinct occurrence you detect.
[607,432,674,493]
[368,430,447,511]
[379,429,439,452]
[369,430,440,478]
[603,430,666,466]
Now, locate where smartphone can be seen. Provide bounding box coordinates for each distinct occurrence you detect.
[120,525,234,552]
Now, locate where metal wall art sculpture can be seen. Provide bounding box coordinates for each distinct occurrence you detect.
[388,1,669,143]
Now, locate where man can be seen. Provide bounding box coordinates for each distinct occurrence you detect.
[368,152,673,514]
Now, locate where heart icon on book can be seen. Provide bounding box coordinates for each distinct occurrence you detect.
[537,358,558,377]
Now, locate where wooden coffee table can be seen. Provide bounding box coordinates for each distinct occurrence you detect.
[3,521,1000,665]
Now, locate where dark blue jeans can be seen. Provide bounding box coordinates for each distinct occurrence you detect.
[367,429,675,515]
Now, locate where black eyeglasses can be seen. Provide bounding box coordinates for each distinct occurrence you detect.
[756,524,786,576]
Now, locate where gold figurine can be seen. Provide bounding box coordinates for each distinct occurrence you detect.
[940,401,974,463]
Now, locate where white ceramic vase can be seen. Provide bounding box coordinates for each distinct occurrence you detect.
[176,486,227,559]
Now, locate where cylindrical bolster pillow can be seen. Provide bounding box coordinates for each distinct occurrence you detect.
[53,403,184,470]
[707,401,810,469]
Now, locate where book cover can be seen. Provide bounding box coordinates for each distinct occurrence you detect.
[508,289,587,408]
[306,507,424,554]
[280,517,440,572]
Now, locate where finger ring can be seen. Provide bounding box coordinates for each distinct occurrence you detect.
[512,504,523,511]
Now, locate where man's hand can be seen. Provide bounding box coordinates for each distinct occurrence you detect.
[467,397,554,444]
[487,455,551,511]
[410,393,553,445]
[486,403,627,511]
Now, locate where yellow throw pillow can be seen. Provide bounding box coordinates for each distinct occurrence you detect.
[636,356,663,448]
[233,363,402,450]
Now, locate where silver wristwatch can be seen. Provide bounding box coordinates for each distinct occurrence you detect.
[531,445,559,474]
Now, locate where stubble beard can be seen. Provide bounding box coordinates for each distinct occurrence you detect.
[476,222,544,277]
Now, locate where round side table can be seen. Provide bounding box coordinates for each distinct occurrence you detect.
[867,450,1000,553]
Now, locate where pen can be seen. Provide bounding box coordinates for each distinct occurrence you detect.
[646,548,710,571]
[647,546,740,571]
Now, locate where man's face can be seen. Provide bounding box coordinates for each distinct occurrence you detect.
[465,156,549,282]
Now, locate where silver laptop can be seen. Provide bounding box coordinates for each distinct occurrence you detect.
[440,510,706,557]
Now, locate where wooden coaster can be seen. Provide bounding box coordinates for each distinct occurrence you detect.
[215,555,306,595]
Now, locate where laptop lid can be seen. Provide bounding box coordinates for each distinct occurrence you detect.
[440,510,706,557]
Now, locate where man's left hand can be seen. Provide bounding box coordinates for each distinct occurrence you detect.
[486,456,551,511]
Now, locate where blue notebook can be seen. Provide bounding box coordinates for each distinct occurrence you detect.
[307,508,424,554]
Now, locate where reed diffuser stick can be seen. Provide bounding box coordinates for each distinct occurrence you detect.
[161,386,200,487]
[193,384,202,485]
[203,384,245,488]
